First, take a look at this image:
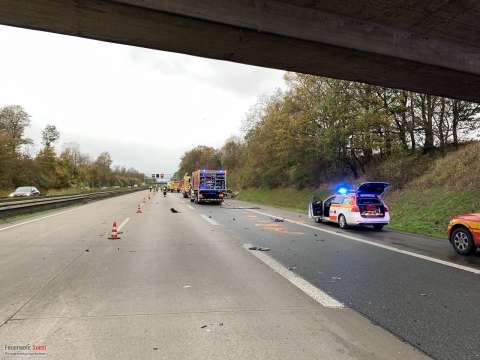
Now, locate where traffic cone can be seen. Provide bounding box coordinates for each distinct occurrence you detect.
[109,221,120,240]
[136,204,143,214]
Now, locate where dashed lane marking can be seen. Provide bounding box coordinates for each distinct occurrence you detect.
[118,217,130,231]
[200,214,220,226]
[247,209,480,275]
[0,208,79,232]
[243,243,344,308]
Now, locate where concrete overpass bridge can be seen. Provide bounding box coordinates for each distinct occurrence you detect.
[1,0,479,102]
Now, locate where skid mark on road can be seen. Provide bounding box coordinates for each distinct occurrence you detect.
[247,209,480,275]
[243,244,344,308]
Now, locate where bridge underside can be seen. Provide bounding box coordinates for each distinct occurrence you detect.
[1,0,480,102]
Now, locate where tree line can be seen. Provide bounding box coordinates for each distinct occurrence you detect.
[176,73,480,189]
[0,105,144,192]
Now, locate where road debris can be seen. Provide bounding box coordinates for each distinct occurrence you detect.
[232,217,236,221]
[248,246,270,251]
[170,208,179,213]
[331,276,342,280]
[272,218,284,222]
[420,293,428,296]
[84,249,90,252]
[288,266,297,271]
[183,285,192,288]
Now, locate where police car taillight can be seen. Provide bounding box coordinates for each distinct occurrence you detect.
[384,206,389,212]
[351,205,360,212]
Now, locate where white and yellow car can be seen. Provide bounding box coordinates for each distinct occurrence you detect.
[308,182,390,231]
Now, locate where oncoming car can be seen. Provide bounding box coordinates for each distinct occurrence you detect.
[308,182,390,230]
[9,186,41,197]
[448,214,480,255]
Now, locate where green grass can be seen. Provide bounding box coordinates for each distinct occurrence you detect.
[236,187,480,238]
[237,188,328,212]
[385,188,480,237]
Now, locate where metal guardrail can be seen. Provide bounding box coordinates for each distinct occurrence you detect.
[0,188,147,219]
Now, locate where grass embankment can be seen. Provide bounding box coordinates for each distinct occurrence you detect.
[237,188,328,212]
[237,143,480,238]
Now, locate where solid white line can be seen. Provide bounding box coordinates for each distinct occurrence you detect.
[0,208,79,232]
[247,209,480,275]
[243,243,344,308]
[200,214,219,226]
[117,217,130,231]
[187,205,195,210]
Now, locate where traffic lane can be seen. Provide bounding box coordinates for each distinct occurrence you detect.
[0,190,151,325]
[223,200,480,268]
[0,192,427,360]
[199,202,480,360]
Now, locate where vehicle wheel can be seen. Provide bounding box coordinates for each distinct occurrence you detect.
[314,217,322,223]
[373,224,384,231]
[338,215,348,229]
[450,227,476,255]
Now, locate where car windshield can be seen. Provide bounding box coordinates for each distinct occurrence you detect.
[15,187,32,192]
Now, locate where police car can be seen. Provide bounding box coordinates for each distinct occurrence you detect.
[308,182,390,230]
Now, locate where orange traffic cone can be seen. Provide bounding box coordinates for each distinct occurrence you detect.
[136,204,143,214]
[109,221,120,240]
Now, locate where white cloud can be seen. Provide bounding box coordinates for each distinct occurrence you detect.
[0,25,285,174]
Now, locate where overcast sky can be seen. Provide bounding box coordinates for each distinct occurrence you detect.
[0,25,285,175]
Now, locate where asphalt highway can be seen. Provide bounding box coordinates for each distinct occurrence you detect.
[0,190,477,359]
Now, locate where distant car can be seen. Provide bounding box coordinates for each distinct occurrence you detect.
[9,186,41,197]
[308,182,390,230]
[448,214,480,255]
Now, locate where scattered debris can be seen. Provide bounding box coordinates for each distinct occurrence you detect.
[84,249,90,252]
[314,233,318,237]
[219,322,224,326]
[331,276,342,280]
[208,215,212,218]
[183,285,192,289]
[288,266,297,271]
[420,293,428,297]
[170,208,179,213]
[200,325,207,329]
[153,347,158,351]
[249,246,270,251]
[272,218,284,222]
[232,218,236,221]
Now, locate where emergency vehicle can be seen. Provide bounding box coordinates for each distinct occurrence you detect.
[190,169,226,204]
[448,213,480,255]
[308,182,390,230]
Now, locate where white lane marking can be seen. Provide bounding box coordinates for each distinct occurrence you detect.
[0,208,79,232]
[187,205,195,210]
[118,217,130,231]
[200,214,219,226]
[247,209,480,275]
[243,243,344,308]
